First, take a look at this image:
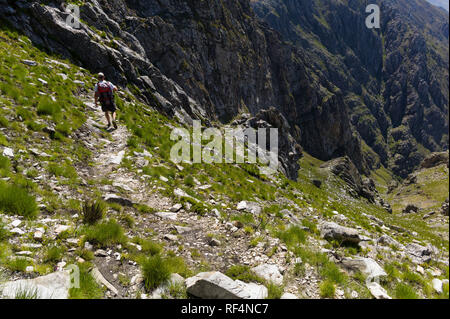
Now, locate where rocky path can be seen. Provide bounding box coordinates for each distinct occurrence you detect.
[79,96,172,211]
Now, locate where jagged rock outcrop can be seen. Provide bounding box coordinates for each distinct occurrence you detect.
[319,221,362,244]
[252,0,449,177]
[420,152,449,169]
[320,156,390,211]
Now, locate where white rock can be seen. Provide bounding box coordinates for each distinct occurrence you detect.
[367,282,391,299]
[37,78,48,85]
[320,221,361,244]
[34,231,43,241]
[16,251,33,256]
[11,220,22,227]
[54,225,70,234]
[94,249,108,257]
[341,257,387,279]
[185,272,268,299]
[2,147,14,158]
[416,265,425,275]
[25,266,34,273]
[90,267,118,295]
[66,238,79,246]
[251,264,283,285]
[174,188,191,198]
[10,228,25,235]
[170,204,183,212]
[21,60,37,66]
[84,242,93,250]
[159,176,169,182]
[164,234,178,242]
[155,212,178,221]
[0,271,71,299]
[432,278,443,294]
[109,150,125,165]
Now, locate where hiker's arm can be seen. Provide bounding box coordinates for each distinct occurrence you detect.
[94,91,99,106]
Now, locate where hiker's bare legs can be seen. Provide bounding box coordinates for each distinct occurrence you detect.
[105,112,112,126]
[112,112,116,121]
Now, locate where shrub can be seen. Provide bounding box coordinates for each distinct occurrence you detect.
[140,239,163,256]
[84,219,126,247]
[6,257,32,272]
[267,283,284,299]
[14,286,38,299]
[141,254,172,291]
[81,200,106,225]
[37,97,60,116]
[120,214,135,228]
[320,262,347,285]
[395,283,418,299]
[69,263,104,299]
[0,181,38,218]
[0,221,9,241]
[43,246,65,264]
[319,280,335,298]
[225,265,265,285]
[275,225,307,247]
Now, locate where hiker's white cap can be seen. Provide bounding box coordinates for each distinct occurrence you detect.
[98,72,105,78]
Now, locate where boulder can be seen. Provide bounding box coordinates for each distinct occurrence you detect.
[320,221,361,244]
[432,278,443,294]
[2,147,14,158]
[420,152,449,169]
[376,235,402,248]
[236,201,262,215]
[251,264,283,285]
[367,282,391,299]
[405,243,434,264]
[155,212,178,221]
[185,272,268,299]
[403,204,419,214]
[0,271,70,299]
[90,267,118,296]
[340,257,387,279]
[103,194,134,207]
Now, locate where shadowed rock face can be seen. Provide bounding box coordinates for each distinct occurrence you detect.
[252,0,449,177]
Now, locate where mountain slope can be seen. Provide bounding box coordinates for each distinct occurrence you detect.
[0,0,448,300]
[251,0,449,177]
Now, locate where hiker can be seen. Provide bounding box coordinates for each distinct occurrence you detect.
[94,72,118,130]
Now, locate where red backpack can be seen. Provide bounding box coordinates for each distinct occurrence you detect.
[97,81,113,106]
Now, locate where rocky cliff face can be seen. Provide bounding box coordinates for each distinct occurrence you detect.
[251,0,449,177]
[0,0,447,179]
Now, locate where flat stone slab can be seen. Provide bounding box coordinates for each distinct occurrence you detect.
[185,271,268,299]
[0,271,70,299]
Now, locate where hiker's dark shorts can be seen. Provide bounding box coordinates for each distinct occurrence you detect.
[101,102,116,113]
